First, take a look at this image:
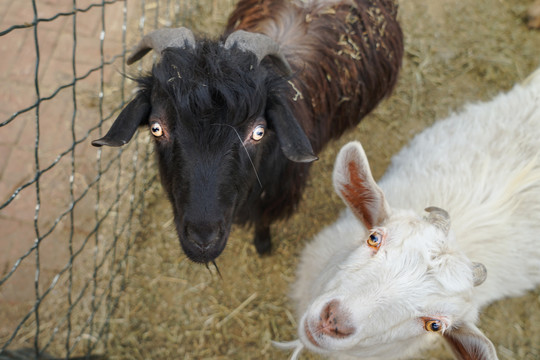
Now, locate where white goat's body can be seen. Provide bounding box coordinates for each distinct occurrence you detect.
[379,80,540,307]
[286,69,540,359]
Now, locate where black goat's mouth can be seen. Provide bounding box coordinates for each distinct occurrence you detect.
[177,223,231,264]
[171,191,237,264]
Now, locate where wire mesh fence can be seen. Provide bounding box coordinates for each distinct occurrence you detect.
[0,0,212,358]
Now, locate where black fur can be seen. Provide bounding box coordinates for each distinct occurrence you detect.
[93,0,403,264]
[96,40,312,263]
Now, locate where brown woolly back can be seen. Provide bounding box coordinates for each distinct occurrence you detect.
[226,0,403,154]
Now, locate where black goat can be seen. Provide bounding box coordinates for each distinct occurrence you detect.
[92,0,403,264]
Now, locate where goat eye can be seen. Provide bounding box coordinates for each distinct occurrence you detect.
[367,229,384,249]
[150,122,163,137]
[251,125,265,141]
[424,319,443,332]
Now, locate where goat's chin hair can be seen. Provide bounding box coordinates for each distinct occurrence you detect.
[272,339,304,360]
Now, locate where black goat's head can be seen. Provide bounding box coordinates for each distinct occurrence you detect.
[92,28,316,263]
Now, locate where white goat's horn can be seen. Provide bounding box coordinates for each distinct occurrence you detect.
[127,27,196,65]
[424,206,451,235]
[472,262,487,287]
[224,30,293,75]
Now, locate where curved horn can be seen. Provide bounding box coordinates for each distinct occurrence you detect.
[424,206,451,235]
[127,27,196,65]
[472,262,487,287]
[224,30,292,75]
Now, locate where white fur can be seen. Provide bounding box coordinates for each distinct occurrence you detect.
[279,68,540,359]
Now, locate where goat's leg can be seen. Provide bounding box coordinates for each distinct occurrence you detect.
[254,223,272,255]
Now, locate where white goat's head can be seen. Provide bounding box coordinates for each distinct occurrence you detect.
[296,141,495,360]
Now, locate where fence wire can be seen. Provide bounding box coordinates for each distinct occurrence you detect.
[0,0,197,358]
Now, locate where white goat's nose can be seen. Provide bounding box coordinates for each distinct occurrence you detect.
[317,300,355,338]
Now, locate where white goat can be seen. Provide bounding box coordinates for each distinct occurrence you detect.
[276,68,540,360]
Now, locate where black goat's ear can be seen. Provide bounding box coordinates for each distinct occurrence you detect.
[92,95,151,147]
[267,103,317,163]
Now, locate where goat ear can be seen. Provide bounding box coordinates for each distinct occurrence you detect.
[443,322,498,360]
[267,102,317,163]
[92,94,151,147]
[333,141,390,229]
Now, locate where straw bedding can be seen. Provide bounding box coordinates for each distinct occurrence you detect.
[108,0,540,359]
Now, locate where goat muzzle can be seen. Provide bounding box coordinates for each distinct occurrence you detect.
[178,219,229,264]
[315,300,355,339]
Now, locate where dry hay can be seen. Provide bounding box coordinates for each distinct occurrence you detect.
[106,0,540,359]
[2,1,182,357]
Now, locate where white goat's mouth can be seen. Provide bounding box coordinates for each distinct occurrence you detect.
[304,319,319,347]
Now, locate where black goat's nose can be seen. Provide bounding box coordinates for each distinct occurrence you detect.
[185,222,220,251]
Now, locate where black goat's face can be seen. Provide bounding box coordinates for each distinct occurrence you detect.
[151,104,270,263]
[92,42,316,263]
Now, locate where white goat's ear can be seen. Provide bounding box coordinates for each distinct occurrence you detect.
[443,322,498,360]
[333,141,390,229]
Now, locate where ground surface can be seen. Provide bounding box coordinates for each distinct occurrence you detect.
[108,0,540,359]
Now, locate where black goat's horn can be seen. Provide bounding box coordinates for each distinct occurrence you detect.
[424,206,451,236]
[224,30,292,75]
[127,27,196,65]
